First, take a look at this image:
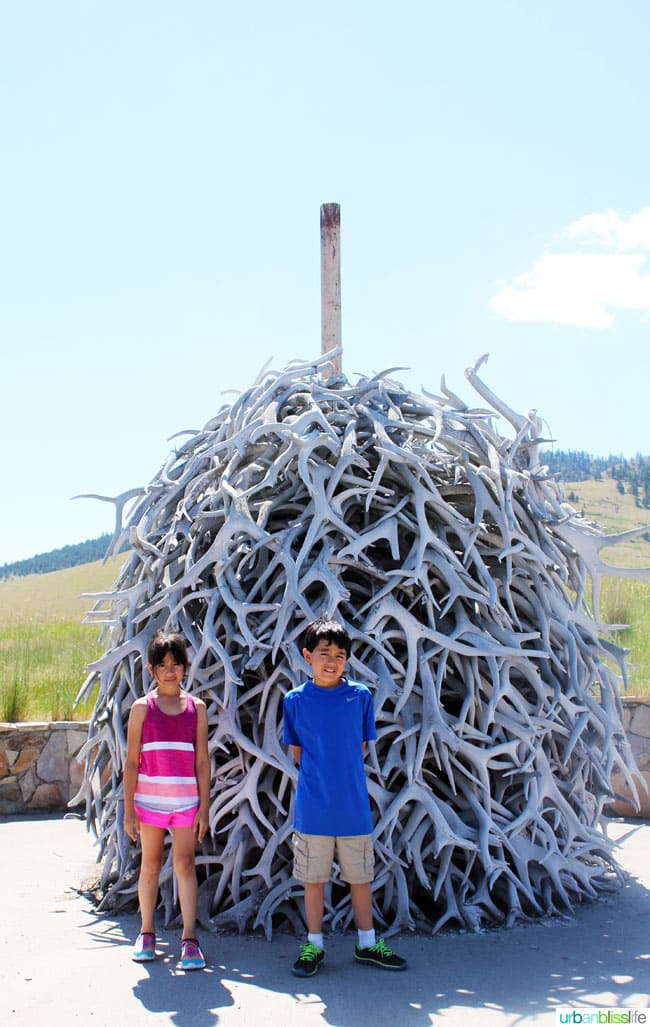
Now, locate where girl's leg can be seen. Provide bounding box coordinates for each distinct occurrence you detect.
[138,824,166,934]
[172,826,199,939]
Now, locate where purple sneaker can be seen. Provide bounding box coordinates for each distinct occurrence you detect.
[180,938,206,971]
[132,932,156,962]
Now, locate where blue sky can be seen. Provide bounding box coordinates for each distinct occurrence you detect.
[1,1,649,565]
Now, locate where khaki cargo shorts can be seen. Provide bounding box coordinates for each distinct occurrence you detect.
[292,831,375,884]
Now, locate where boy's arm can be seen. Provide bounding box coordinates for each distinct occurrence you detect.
[282,694,301,765]
[362,690,377,759]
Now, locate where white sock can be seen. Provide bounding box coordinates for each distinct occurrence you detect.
[307,932,324,949]
[358,928,376,949]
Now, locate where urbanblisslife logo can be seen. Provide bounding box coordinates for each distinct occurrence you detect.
[556,1011,647,1025]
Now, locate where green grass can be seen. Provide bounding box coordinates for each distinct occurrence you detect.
[562,477,650,695]
[0,557,122,722]
[600,579,650,695]
[0,621,103,721]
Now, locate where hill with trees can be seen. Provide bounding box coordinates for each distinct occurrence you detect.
[541,450,650,508]
[0,534,122,580]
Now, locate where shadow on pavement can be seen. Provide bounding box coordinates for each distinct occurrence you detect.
[2,812,648,1026]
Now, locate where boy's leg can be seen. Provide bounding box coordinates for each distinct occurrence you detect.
[292,882,327,977]
[293,833,333,939]
[303,881,326,934]
[171,825,199,940]
[337,835,375,933]
[350,879,408,971]
[349,881,373,931]
[291,834,331,977]
[339,836,408,970]
[138,823,166,934]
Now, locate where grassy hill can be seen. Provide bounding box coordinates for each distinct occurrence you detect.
[0,556,125,624]
[561,476,650,568]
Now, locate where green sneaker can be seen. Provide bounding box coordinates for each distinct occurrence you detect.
[354,937,407,970]
[292,941,325,977]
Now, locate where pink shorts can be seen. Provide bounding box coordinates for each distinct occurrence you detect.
[134,804,199,830]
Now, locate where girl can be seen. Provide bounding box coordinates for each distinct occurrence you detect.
[123,629,210,970]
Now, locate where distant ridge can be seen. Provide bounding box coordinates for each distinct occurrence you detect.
[0,534,127,580]
[2,451,648,580]
[541,449,650,491]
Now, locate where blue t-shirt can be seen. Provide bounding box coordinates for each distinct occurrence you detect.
[282,677,377,836]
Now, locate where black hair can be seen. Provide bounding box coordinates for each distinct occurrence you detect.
[302,618,352,656]
[147,630,189,671]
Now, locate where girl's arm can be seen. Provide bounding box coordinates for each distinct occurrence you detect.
[193,699,210,844]
[123,700,146,842]
[290,745,302,765]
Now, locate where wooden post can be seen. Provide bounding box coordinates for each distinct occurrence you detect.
[320,202,342,377]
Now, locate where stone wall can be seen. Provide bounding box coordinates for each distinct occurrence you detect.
[1,699,649,817]
[0,721,89,816]
[607,697,650,818]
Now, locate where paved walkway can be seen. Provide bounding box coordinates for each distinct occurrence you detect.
[1,812,648,1026]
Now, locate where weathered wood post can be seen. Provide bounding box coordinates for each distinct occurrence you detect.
[320,202,342,377]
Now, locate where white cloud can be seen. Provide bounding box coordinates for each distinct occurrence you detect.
[491,206,650,328]
[564,207,650,251]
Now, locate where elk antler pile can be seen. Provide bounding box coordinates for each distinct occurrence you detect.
[74,352,647,936]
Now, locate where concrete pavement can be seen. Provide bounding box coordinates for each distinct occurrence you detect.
[1,812,648,1026]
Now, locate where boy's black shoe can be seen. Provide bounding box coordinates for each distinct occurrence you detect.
[292,941,325,977]
[354,938,407,971]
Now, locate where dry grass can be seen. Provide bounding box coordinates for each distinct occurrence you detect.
[0,557,123,624]
[563,477,650,568]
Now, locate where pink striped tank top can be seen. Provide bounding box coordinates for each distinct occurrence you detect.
[134,691,199,813]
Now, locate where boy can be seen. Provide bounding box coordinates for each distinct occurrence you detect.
[282,617,407,977]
